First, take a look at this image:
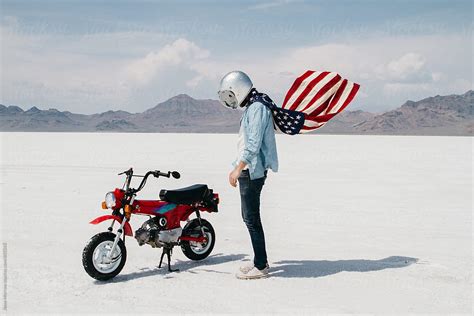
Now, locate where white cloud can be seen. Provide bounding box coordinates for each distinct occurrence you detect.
[248,0,301,11]
[376,53,432,83]
[125,38,209,84]
[387,53,425,78]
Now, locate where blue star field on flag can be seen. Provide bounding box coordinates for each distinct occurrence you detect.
[246,89,306,135]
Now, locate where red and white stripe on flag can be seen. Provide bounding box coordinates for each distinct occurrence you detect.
[281,70,360,133]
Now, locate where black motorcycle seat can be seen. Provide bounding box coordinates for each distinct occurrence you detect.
[159,184,209,204]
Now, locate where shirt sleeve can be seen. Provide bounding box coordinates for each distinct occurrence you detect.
[240,102,269,165]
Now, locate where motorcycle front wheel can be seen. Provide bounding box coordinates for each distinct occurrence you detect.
[181,218,215,261]
[82,232,127,281]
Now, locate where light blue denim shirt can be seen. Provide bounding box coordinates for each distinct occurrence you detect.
[233,101,279,180]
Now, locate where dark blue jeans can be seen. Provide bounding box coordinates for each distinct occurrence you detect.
[238,169,268,270]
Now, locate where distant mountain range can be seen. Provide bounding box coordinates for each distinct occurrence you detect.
[1,91,472,136]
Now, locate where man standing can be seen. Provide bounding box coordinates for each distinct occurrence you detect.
[218,71,278,279]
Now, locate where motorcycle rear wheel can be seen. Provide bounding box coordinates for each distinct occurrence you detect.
[82,232,127,281]
[181,219,215,261]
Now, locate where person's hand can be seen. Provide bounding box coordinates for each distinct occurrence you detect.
[228,167,241,187]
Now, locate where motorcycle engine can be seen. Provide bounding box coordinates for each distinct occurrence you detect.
[135,217,182,248]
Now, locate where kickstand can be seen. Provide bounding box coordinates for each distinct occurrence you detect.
[159,247,179,272]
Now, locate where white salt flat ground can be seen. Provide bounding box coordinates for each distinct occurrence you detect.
[0,133,472,314]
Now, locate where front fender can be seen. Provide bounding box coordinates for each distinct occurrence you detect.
[89,215,133,237]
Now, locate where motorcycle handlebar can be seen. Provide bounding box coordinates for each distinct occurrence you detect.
[120,168,181,194]
[118,168,180,179]
[154,170,181,179]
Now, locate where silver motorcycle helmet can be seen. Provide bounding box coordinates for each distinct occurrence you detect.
[218,71,253,110]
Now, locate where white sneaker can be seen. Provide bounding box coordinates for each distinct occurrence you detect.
[239,262,270,274]
[239,262,255,274]
[236,266,269,280]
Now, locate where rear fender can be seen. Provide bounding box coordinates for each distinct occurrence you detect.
[199,193,219,213]
[89,215,133,237]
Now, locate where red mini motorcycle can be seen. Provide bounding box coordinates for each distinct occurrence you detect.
[82,167,219,280]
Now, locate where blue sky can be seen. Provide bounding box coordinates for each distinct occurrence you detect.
[1,0,472,113]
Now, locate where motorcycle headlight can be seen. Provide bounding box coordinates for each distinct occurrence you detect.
[105,192,116,209]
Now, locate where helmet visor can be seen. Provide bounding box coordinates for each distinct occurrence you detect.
[218,90,238,109]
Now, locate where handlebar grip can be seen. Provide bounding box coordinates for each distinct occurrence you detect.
[153,170,180,179]
[152,171,168,178]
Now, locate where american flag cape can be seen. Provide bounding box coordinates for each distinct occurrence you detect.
[248,70,360,135]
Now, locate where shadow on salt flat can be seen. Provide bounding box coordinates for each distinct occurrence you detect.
[174,252,247,274]
[269,256,418,278]
[93,255,417,283]
[95,253,246,284]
